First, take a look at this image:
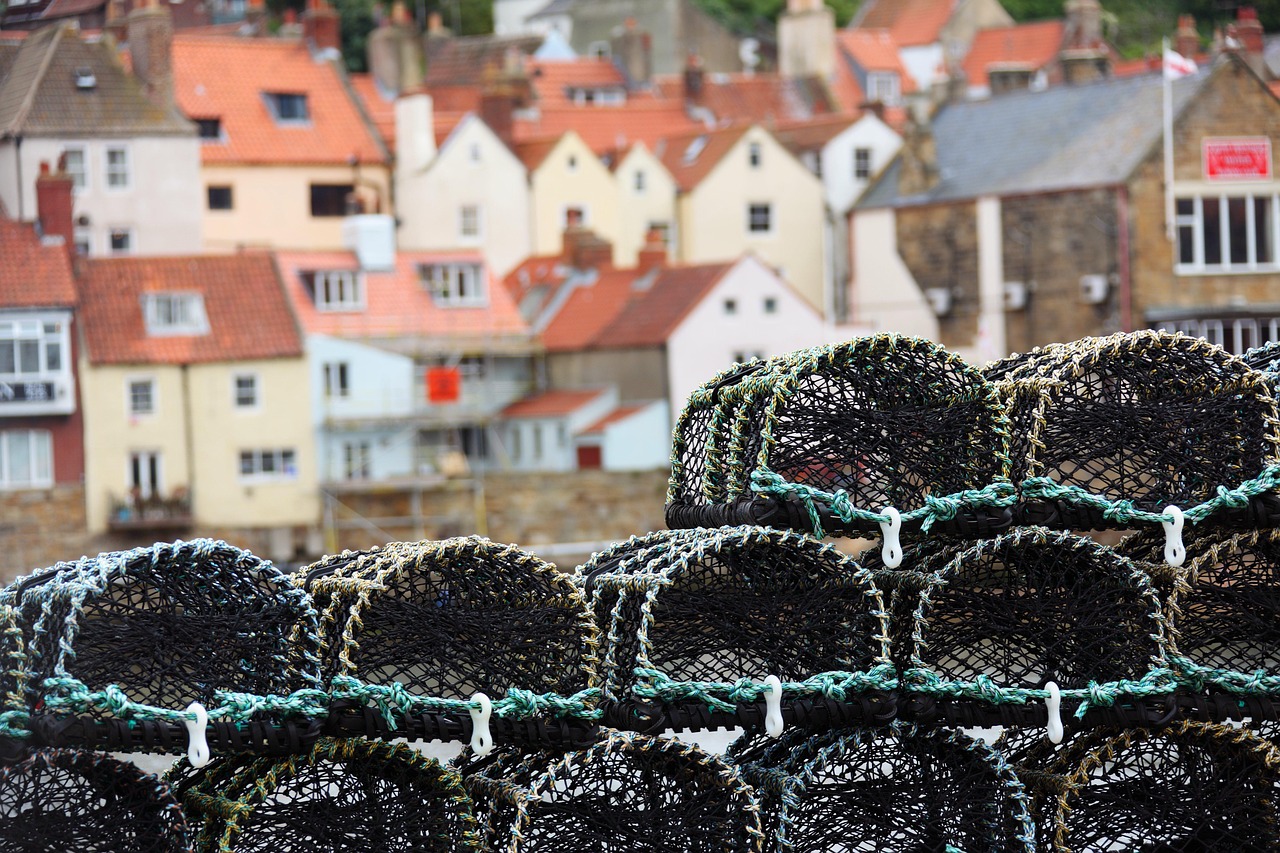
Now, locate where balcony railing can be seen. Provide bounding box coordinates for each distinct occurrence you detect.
[108,489,194,533]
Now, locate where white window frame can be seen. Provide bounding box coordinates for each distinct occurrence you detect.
[764,297,778,314]
[866,72,901,105]
[0,430,53,490]
[0,316,70,384]
[323,361,350,399]
[238,448,298,481]
[634,170,646,193]
[105,146,130,191]
[128,449,163,499]
[73,227,92,256]
[855,147,872,180]
[458,204,482,241]
[264,92,310,124]
[747,202,773,236]
[232,372,259,410]
[748,141,762,168]
[108,226,134,255]
[311,270,363,312]
[127,376,156,417]
[420,263,488,307]
[341,440,372,480]
[63,147,87,192]
[1175,193,1280,274]
[143,292,209,336]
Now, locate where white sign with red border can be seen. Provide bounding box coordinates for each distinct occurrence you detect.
[1203,137,1273,181]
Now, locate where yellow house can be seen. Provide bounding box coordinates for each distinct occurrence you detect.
[77,253,320,561]
[658,124,828,312]
[172,33,392,252]
[518,131,621,260]
[612,143,679,267]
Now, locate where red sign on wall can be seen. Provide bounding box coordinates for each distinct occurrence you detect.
[1203,138,1272,180]
[426,367,461,403]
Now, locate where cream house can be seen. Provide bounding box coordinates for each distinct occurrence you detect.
[519,131,620,260]
[394,101,533,277]
[659,124,828,313]
[611,143,678,267]
[77,253,319,559]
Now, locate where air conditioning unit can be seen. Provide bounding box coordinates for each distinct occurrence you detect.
[924,287,952,317]
[1003,281,1028,311]
[1080,274,1109,305]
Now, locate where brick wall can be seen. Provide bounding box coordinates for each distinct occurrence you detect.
[895,201,980,349]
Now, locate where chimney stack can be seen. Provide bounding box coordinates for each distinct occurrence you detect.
[636,226,667,273]
[36,160,75,254]
[683,52,705,104]
[562,221,613,270]
[897,105,939,196]
[126,0,174,111]
[426,10,448,38]
[1236,7,1265,69]
[1175,14,1200,59]
[611,18,652,88]
[368,1,424,94]
[778,0,835,79]
[1059,0,1110,84]
[479,54,528,151]
[303,0,341,55]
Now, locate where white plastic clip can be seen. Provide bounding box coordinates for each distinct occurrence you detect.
[469,692,493,756]
[184,702,210,768]
[879,506,903,569]
[1044,681,1063,745]
[763,675,784,738]
[1162,505,1186,568]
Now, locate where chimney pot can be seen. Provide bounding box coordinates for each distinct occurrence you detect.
[303,0,342,54]
[637,227,667,272]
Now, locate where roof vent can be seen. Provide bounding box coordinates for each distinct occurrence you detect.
[74,68,96,90]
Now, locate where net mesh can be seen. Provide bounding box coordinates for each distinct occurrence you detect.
[173,737,480,852]
[728,722,1036,852]
[0,606,28,742]
[460,730,764,853]
[0,748,192,852]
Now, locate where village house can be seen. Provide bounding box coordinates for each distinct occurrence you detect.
[0,14,202,257]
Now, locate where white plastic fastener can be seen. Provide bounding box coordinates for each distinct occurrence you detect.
[184,702,211,768]
[1044,681,1063,745]
[879,506,903,568]
[1162,505,1186,568]
[763,675,784,738]
[469,692,493,756]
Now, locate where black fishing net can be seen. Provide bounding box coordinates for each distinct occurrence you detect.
[459,730,764,853]
[172,737,480,852]
[728,722,1036,852]
[0,748,192,852]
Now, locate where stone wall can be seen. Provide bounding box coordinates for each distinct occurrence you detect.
[895,201,980,349]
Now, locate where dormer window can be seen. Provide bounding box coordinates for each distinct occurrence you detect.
[144,293,209,337]
[196,118,223,142]
[264,92,309,123]
[419,263,487,307]
[866,72,901,106]
[305,270,363,311]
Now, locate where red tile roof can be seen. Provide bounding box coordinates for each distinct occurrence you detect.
[349,73,396,151]
[579,404,646,434]
[852,0,955,48]
[593,262,732,348]
[78,253,302,365]
[962,21,1065,89]
[513,135,564,171]
[772,114,859,153]
[0,217,76,308]
[501,387,605,418]
[275,250,530,342]
[515,102,702,155]
[539,268,637,352]
[529,58,627,108]
[172,35,387,166]
[654,124,751,192]
[652,73,836,126]
[837,29,908,73]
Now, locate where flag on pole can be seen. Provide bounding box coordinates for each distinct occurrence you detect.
[1163,47,1197,80]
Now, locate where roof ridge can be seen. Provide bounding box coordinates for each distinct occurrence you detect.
[2,24,63,136]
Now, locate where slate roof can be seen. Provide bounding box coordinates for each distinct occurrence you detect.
[0,25,192,137]
[859,67,1211,209]
[78,253,302,365]
[0,216,77,308]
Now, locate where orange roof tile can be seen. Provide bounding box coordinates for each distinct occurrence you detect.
[852,0,955,48]
[514,102,702,155]
[654,124,751,192]
[579,404,646,434]
[837,29,907,73]
[501,388,605,418]
[772,114,859,153]
[172,35,386,166]
[0,217,76,308]
[275,250,530,342]
[528,58,627,108]
[652,73,836,125]
[539,268,638,352]
[349,73,396,151]
[513,135,564,171]
[593,262,732,348]
[962,21,1065,89]
[78,253,301,365]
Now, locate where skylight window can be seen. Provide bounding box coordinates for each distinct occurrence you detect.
[143,293,209,336]
[683,136,708,165]
[264,92,309,123]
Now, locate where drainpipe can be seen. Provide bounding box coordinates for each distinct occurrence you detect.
[14,135,24,221]
[1116,186,1133,331]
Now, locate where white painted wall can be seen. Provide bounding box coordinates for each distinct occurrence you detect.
[899,43,945,90]
[600,400,670,470]
[821,115,902,214]
[613,144,678,266]
[0,136,202,256]
[492,0,549,34]
[965,195,1007,364]
[502,388,617,472]
[848,208,939,340]
[666,256,832,420]
[397,114,533,277]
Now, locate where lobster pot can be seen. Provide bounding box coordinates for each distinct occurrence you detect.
[1121,527,1280,704]
[0,748,192,853]
[0,606,27,748]
[299,538,600,746]
[577,527,893,733]
[1245,339,1280,373]
[3,540,322,750]
[1025,721,1280,852]
[728,723,1036,853]
[870,528,1173,727]
[665,335,1014,540]
[992,330,1280,531]
[173,738,480,852]
[460,731,764,853]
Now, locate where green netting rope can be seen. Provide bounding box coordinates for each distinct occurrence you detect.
[903,668,1180,718]
[630,665,900,714]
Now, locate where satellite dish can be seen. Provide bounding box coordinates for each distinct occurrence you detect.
[739,38,760,72]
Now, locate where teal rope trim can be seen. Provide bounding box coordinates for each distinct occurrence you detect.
[1021,464,1280,526]
[750,468,1016,539]
[1172,657,1280,697]
[631,665,899,714]
[328,675,603,728]
[0,710,30,738]
[903,668,1179,718]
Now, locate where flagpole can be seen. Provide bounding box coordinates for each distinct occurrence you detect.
[1163,36,1176,242]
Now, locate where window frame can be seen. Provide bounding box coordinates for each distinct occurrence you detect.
[309,184,355,218]
[263,92,310,124]
[458,204,482,241]
[104,146,130,191]
[1175,192,1280,274]
[63,147,87,192]
[747,141,762,168]
[0,316,70,384]
[108,226,134,255]
[310,270,364,312]
[143,292,210,337]
[238,448,299,482]
[127,376,156,417]
[0,430,53,490]
[323,361,350,399]
[420,263,489,308]
[341,440,372,480]
[855,147,872,180]
[196,118,224,142]
[747,202,773,236]
[232,372,259,410]
[207,185,234,211]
